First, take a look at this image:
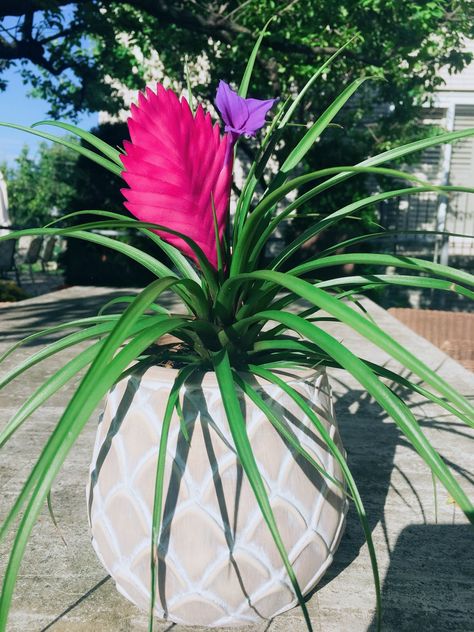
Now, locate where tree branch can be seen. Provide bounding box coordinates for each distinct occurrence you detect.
[131,1,372,63]
[21,8,33,40]
[0,1,89,17]
[0,33,63,74]
[1,0,371,69]
[38,24,81,45]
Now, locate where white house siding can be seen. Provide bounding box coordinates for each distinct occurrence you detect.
[380,40,474,263]
[445,104,474,257]
[433,39,474,260]
[437,39,474,94]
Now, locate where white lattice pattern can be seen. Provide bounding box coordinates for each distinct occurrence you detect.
[87,367,347,627]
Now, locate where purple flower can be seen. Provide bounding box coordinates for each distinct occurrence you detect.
[215,80,277,142]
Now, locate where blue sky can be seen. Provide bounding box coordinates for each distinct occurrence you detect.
[0,66,98,166]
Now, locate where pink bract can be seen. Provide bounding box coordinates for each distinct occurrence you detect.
[120,85,233,269]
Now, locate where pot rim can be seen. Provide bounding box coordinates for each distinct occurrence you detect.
[127,363,327,388]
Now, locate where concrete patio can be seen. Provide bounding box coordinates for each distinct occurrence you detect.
[0,287,472,632]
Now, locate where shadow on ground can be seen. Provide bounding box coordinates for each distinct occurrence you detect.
[367,524,473,632]
[313,375,473,631]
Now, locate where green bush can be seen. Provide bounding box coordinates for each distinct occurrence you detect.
[0,280,29,302]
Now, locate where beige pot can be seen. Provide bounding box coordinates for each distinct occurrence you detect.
[87,365,347,627]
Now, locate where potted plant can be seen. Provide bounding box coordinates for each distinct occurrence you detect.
[0,31,473,632]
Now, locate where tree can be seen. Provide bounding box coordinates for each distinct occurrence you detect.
[1,141,78,226]
[1,124,168,284]
[0,1,472,121]
[1,1,473,270]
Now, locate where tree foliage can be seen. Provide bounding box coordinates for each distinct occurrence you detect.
[1,1,473,267]
[0,1,472,121]
[1,141,78,227]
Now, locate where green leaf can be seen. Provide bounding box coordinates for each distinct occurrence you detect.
[0,341,102,448]
[272,184,474,270]
[0,315,120,366]
[98,295,169,317]
[1,321,188,630]
[279,36,360,128]
[235,128,474,275]
[32,120,123,165]
[0,321,123,394]
[281,125,474,222]
[46,492,67,548]
[0,226,176,278]
[232,168,448,276]
[238,17,275,97]
[211,349,313,631]
[234,371,350,495]
[63,218,218,300]
[290,253,474,289]
[251,337,473,428]
[234,36,360,244]
[250,364,382,631]
[0,122,122,176]
[363,361,474,429]
[211,194,224,280]
[315,274,474,301]
[316,228,474,259]
[0,282,190,629]
[247,168,442,268]
[0,227,207,315]
[250,312,474,524]
[280,77,370,175]
[233,97,291,242]
[46,209,202,286]
[0,315,170,448]
[0,279,187,538]
[220,271,474,419]
[260,77,373,205]
[149,363,200,630]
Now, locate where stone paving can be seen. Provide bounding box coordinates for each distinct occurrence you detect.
[0,287,473,632]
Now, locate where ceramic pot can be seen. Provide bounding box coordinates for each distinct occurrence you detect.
[87,365,347,627]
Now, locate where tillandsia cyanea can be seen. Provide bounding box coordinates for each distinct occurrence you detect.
[0,23,474,632]
[121,85,233,269]
[120,81,276,269]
